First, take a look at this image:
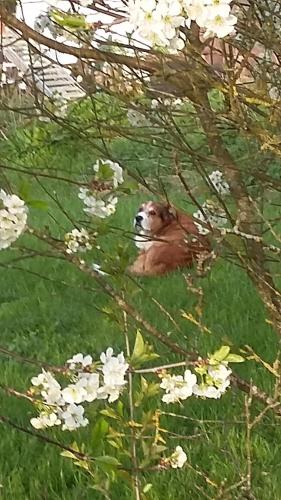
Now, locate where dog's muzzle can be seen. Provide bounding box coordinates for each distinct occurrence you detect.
[134,214,143,230]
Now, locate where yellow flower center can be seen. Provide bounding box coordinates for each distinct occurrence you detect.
[214,15,223,25]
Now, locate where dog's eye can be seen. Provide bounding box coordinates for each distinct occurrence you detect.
[149,210,156,216]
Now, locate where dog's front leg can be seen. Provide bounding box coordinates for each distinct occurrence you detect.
[127,253,146,275]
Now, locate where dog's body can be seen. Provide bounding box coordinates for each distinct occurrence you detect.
[128,201,210,277]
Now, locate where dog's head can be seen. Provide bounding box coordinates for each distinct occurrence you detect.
[134,201,176,234]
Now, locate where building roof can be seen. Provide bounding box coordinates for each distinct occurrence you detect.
[2,27,85,101]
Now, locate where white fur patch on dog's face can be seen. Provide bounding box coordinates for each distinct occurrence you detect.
[134,210,151,231]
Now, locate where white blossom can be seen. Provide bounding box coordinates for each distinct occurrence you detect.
[202,0,231,19]
[160,369,197,403]
[78,187,91,204]
[29,347,129,433]
[30,411,61,430]
[79,189,118,218]
[78,159,123,219]
[185,0,204,21]
[193,362,232,399]
[207,170,230,196]
[61,384,87,404]
[0,190,27,250]
[170,445,187,468]
[93,159,124,188]
[61,404,89,431]
[98,348,129,402]
[203,13,237,39]
[31,369,60,391]
[41,386,64,406]
[208,363,232,392]
[97,384,122,403]
[101,348,129,385]
[193,200,227,235]
[76,373,100,402]
[151,97,183,109]
[127,0,237,51]
[64,228,92,254]
[67,353,93,370]
[192,383,221,399]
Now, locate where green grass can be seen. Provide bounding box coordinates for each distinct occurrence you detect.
[0,136,281,499]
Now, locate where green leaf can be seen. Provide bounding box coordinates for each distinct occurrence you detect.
[132,330,145,359]
[130,330,159,368]
[146,381,160,397]
[143,484,153,494]
[116,400,124,417]
[73,460,90,471]
[97,163,114,181]
[209,346,230,364]
[70,441,80,452]
[225,354,245,363]
[118,178,139,194]
[92,418,109,451]
[18,180,31,201]
[61,450,76,460]
[95,456,121,467]
[91,485,111,500]
[51,11,87,29]
[27,199,49,210]
[100,408,120,420]
[107,440,120,450]
[135,378,160,407]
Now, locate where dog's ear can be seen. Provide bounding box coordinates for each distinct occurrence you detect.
[160,204,177,222]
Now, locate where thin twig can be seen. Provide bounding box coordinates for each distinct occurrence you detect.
[123,306,142,500]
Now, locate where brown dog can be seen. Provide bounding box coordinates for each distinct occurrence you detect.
[127,201,210,277]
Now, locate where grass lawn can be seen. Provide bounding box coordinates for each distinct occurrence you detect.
[0,138,280,499]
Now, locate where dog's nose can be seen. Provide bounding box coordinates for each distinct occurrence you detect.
[135,215,143,224]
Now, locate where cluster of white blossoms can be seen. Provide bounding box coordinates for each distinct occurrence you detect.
[208,170,230,196]
[78,159,124,218]
[0,190,28,250]
[193,170,229,234]
[193,200,227,235]
[79,190,118,218]
[127,97,184,127]
[127,0,237,51]
[64,228,93,254]
[160,369,197,403]
[98,348,129,403]
[169,446,187,468]
[151,97,183,109]
[160,361,232,402]
[30,348,129,431]
[193,363,232,399]
[93,159,124,189]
